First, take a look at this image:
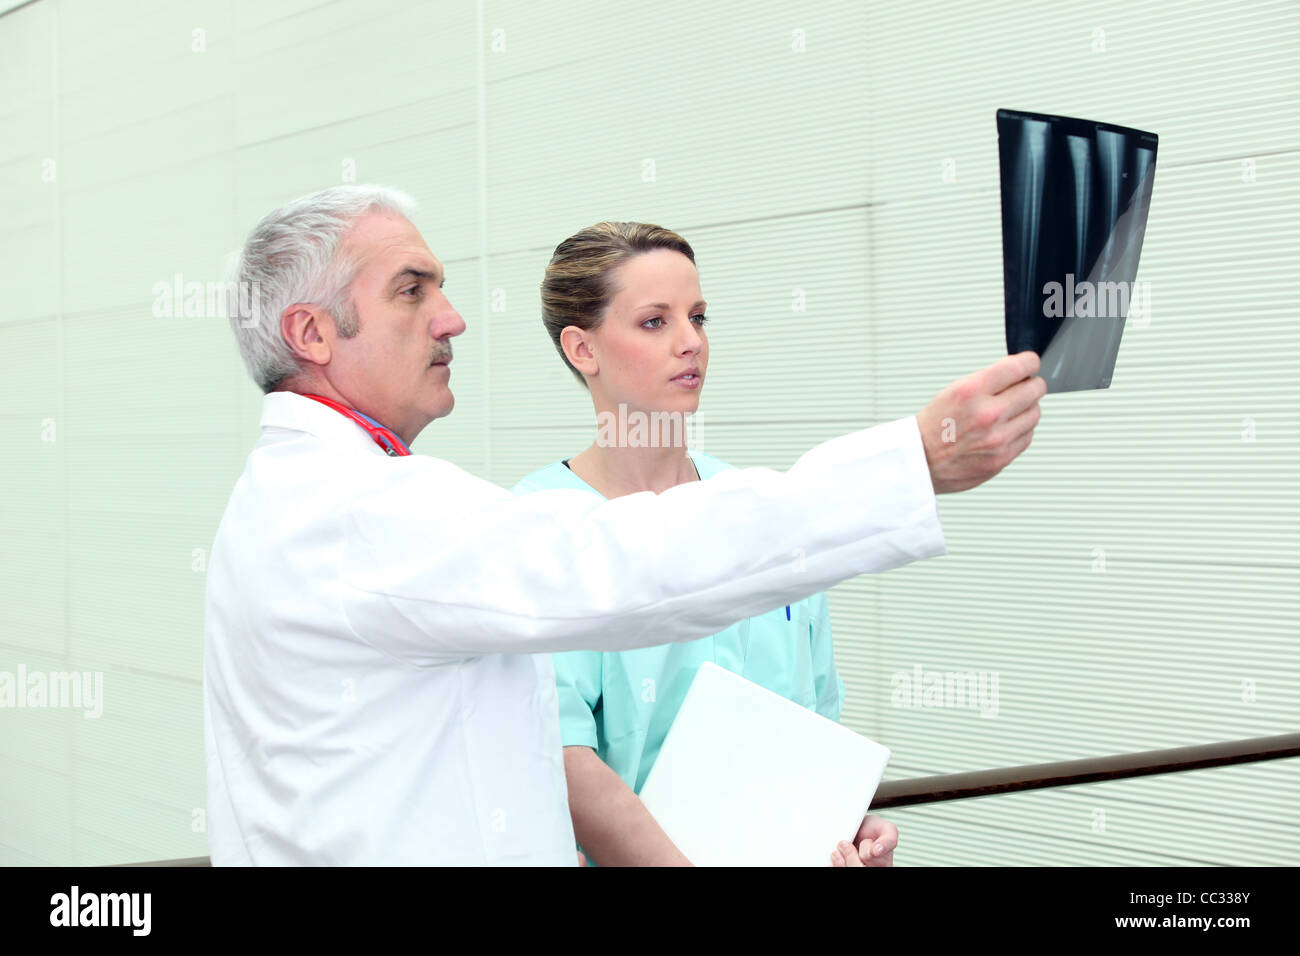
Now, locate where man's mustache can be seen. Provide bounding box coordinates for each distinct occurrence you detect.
[430,346,453,365]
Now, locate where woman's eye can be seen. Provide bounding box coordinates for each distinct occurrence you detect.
[642,314,706,329]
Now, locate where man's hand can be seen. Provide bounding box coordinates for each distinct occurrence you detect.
[916,350,1046,495]
[830,814,898,867]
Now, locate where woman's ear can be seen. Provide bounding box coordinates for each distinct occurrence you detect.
[561,325,598,378]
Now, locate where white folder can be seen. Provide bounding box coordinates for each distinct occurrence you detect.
[638,661,892,866]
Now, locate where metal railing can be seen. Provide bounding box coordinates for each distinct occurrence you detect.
[870,731,1300,809]
[115,731,1300,866]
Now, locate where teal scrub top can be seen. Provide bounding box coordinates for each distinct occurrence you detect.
[511,451,846,800]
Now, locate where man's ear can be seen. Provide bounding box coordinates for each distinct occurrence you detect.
[281,304,334,368]
[560,325,598,378]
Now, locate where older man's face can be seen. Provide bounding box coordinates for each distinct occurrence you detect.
[328,210,465,443]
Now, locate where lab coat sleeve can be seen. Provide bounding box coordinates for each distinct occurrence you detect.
[808,593,846,722]
[338,415,946,664]
[550,651,602,750]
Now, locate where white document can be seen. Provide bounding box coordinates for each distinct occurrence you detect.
[638,661,891,866]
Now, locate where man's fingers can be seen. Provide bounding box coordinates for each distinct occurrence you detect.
[918,352,1045,495]
[982,350,1041,395]
[1003,425,1035,466]
[994,373,1047,423]
[1001,396,1042,445]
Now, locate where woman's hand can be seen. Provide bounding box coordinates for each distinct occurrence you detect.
[830,814,898,867]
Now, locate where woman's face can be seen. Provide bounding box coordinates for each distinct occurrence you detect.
[581,248,709,415]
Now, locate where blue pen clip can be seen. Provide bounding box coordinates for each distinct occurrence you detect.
[785,605,791,621]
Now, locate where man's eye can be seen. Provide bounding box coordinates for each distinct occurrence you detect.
[401,286,422,298]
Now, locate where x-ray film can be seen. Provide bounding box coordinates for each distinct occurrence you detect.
[997,109,1158,392]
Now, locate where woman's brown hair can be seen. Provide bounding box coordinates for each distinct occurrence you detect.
[540,221,696,387]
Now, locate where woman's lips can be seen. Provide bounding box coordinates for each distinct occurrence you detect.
[670,372,700,388]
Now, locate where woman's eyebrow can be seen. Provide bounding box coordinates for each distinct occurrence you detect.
[636,300,708,311]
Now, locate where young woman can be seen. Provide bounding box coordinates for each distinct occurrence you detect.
[512,222,897,867]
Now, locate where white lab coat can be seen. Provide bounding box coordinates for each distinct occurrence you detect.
[202,391,946,865]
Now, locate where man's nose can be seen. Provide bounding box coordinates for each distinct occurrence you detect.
[432,294,467,338]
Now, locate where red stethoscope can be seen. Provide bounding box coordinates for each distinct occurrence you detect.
[301,394,412,457]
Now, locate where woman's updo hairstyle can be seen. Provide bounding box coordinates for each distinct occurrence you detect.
[541,221,695,388]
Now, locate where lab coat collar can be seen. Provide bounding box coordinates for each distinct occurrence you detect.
[259,390,392,456]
